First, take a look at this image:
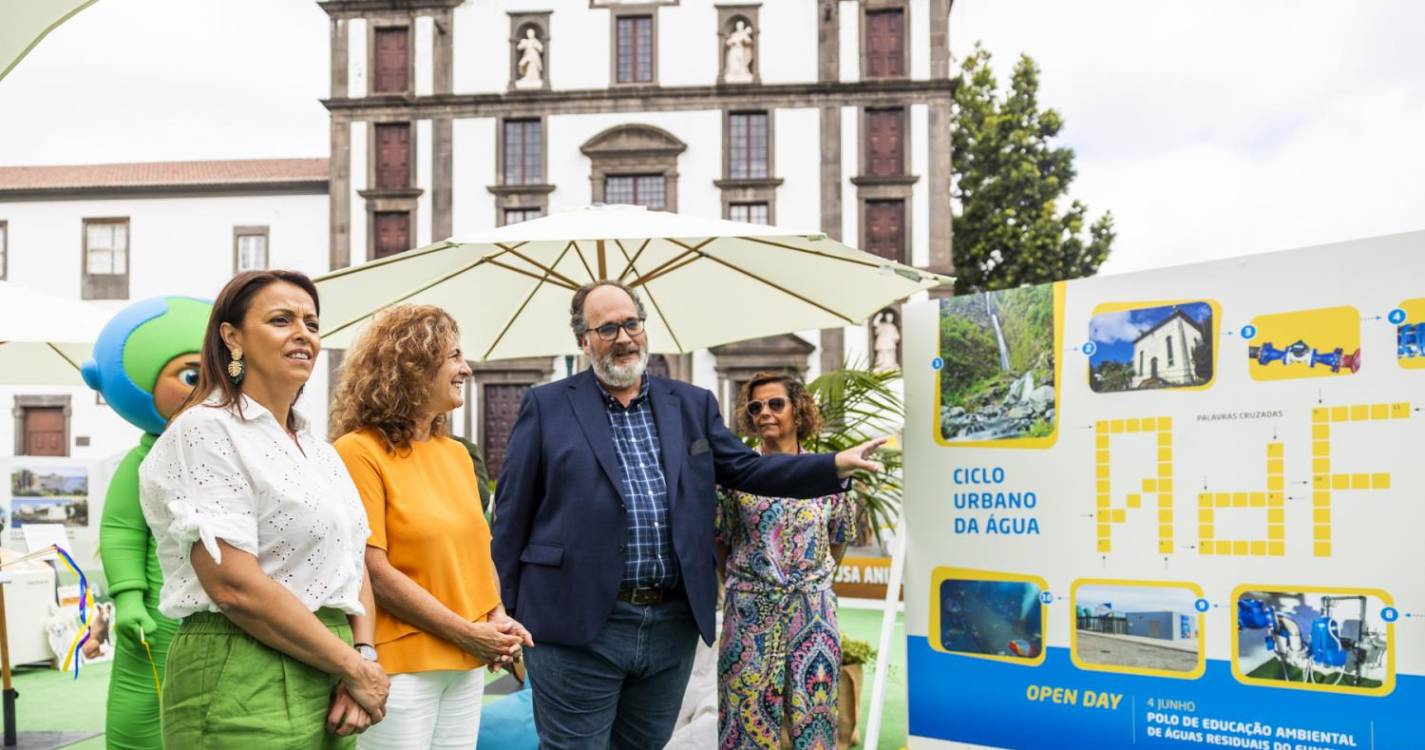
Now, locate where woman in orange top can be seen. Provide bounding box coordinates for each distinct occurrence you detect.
[331,305,532,749]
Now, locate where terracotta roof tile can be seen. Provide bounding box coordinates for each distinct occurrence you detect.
[0,158,329,192]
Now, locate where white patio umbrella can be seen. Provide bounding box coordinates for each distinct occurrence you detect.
[316,205,951,360]
[0,0,98,82]
[0,282,107,385]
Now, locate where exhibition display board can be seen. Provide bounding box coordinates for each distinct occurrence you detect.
[903,232,1425,749]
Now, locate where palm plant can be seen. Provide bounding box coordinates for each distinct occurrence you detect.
[803,365,905,539]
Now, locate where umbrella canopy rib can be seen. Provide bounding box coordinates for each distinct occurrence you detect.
[321,249,515,339]
[318,240,465,282]
[699,253,858,324]
[615,239,653,283]
[45,342,82,371]
[499,244,583,290]
[487,258,579,290]
[570,241,597,283]
[482,241,579,361]
[740,236,886,270]
[628,247,698,287]
[631,253,702,288]
[612,240,683,352]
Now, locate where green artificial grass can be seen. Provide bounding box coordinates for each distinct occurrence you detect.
[839,608,908,750]
[12,607,908,749]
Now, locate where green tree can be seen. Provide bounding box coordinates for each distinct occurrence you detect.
[951,44,1115,293]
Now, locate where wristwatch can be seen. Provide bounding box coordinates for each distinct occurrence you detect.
[354,643,378,662]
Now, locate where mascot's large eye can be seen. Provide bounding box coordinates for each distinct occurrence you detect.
[179,367,200,387]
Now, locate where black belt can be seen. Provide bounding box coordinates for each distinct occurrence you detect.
[617,585,680,605]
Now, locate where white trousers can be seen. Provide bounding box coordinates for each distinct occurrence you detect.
[357,669,486,750]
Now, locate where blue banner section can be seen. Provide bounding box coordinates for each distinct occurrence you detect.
[907,637,1422,749]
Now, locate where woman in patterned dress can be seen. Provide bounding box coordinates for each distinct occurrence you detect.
[716,371,857,750]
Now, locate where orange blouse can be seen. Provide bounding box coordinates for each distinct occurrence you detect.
[334,429,500,674]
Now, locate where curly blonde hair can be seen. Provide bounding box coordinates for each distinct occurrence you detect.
[734,371,822,443]
[329,305,461,451]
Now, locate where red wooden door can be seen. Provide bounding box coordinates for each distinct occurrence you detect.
[865,200,905,262]
[373,27,410,93]
[373,211,411,259]
[482,384,528,478]
[375,124,411,189]
[865,10,904,78]
[866,109,904,177]
[23,407,66,456]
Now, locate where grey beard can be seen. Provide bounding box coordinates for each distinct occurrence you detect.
[593,346,649,389]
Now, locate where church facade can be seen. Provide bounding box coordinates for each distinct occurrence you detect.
[320,0,954,471]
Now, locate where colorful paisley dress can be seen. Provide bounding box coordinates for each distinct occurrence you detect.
[716,466,857,750]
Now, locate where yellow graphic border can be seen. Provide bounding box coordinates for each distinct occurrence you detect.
[1087,299,1222,393]
[1230,583,1395,697]
[933,282,1066,449]
[1068,578,1207,680]
[929,567,1048,666]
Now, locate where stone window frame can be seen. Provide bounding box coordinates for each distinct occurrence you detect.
[508,11,552,93]
[715,4,760,86]
[232,225,270,274]
[81,216,130,301]
[589,0,677,6]
[857,196,912,265]
[860,0,911,81]
[366,15,416,95]
[369,119,417,191]
[609,5,660,87]
[581,123,686,210]
[0,219,7,280]
[708,334,815,427]
[468,357,556,472]
[489,115,554,225]
[858,105,910,177]
[715,108,781,224]
[852,102,918,265]
[360,116,422,260]
[13,394,71,457]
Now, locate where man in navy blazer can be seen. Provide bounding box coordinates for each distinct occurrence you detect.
[493,280,884,749]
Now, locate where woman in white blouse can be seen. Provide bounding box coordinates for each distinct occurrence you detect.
[140,270,390,748]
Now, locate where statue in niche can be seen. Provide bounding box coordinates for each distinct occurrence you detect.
[515,27,545,89]
[873,310,901,370]
[723,19,755,83]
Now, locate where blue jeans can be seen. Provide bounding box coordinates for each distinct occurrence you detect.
[523,597,700,749]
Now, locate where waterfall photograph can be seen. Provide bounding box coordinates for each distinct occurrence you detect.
[938,285,1056,442]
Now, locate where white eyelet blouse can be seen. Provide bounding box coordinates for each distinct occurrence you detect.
[139,394,370,620]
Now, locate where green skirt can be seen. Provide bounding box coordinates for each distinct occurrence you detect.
[162,607,354,750]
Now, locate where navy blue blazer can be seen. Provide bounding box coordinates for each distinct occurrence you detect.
[492,369,843,647]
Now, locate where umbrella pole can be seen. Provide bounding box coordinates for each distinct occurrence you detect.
[0,576,16,747]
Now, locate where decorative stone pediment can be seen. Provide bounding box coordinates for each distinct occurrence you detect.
[580,124,688,159]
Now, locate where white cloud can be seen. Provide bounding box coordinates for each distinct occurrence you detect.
[1087,310,1147,344]
[951,1,1425,276]
[0,0,330,164]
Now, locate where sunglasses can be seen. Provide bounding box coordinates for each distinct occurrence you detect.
[746,397,789,416]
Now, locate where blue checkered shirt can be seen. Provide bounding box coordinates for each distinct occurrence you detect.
[599,377,677,590]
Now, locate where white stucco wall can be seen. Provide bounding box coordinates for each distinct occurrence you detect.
[757,1,816,85]
[451,117,498,237]
[775,108,822,232]
[348,18,368,98]
[415,15,435,97]
[349,121,369,265]
[0,191,331,459]
[416,118,434,246]
[911,102,930,268]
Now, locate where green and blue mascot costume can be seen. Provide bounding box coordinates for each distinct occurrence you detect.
[82,296,211,750]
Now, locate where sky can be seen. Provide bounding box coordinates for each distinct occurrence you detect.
[1,1,1422,277]
[1088,302,1212,368]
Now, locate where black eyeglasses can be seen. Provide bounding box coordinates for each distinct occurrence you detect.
[590,317,646,341]
[746,397,788,416]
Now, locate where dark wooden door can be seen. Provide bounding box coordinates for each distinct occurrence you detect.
[373,211,411,259]
[373,27,410,93]
[23,407,66,456]
[865,200,905,262]
[865,9,904,78]
[375,123,411,189]
[866,109,904,176]
[481,384,529,478]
